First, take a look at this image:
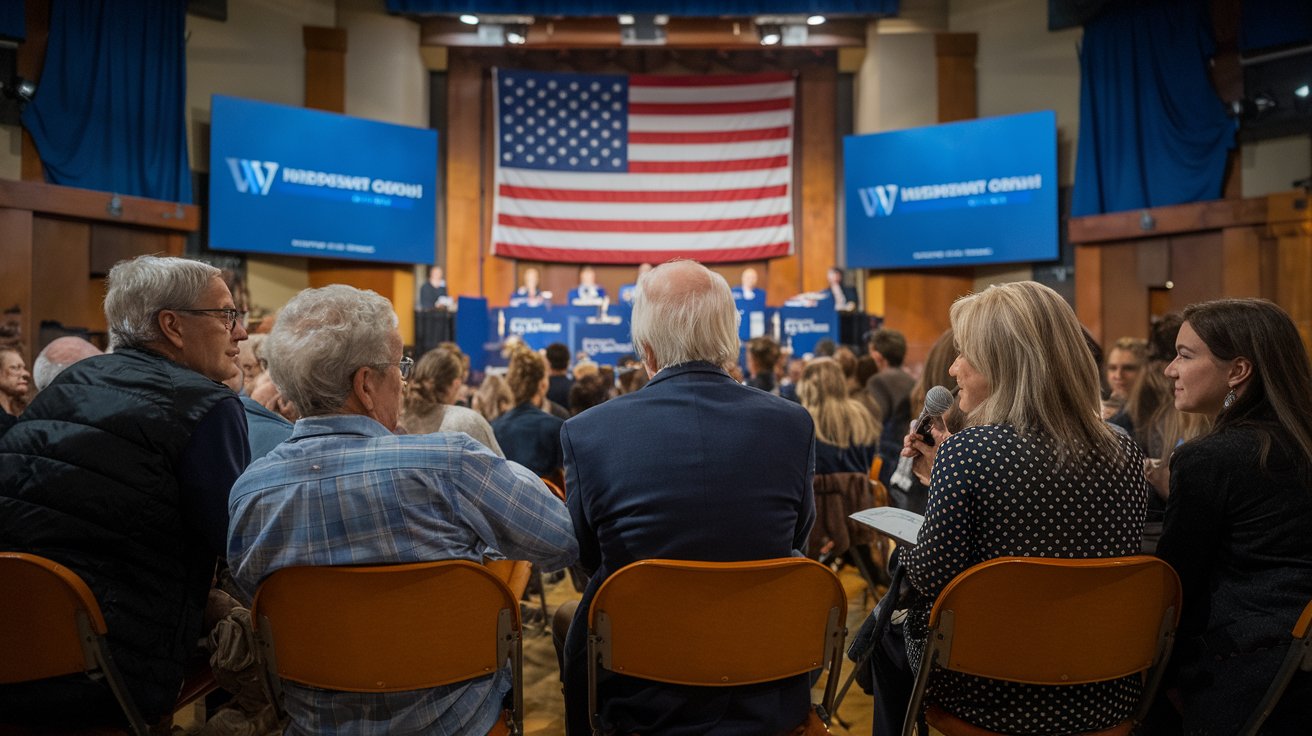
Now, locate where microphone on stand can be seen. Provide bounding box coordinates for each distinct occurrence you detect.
[889,384,955,492]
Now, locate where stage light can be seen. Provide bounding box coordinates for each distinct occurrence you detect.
[759,24,782,45]
[1297,84,1310,99]
[506,26,527,45]
[459,14,478,25]
[806,15,826,25]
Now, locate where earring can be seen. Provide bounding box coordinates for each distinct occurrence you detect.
[1223,389,1237,409]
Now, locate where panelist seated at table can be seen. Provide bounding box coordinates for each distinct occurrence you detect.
[509,266,553,307]
[617,263,652,305]
[730,266,763,303]
[568,265,607,306]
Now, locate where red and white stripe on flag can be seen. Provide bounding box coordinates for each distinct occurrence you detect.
[492,69,796,264]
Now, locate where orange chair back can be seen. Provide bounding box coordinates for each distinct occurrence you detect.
[0,552,107,684]
[902,556,1180,736]
[926,556,1180,684]
[251,560,522,694]
[589,558,846,687]
[540,476,566,502]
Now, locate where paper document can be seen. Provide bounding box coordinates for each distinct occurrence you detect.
[849,507,925,547]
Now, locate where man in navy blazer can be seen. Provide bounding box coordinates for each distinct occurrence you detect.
[558,260,816,735]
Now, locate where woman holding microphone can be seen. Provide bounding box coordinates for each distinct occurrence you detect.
[868,281,1147,735]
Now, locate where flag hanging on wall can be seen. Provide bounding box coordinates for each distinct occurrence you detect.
[492,68,796,264]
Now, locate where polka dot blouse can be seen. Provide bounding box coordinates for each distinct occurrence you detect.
[901,423,1147,734]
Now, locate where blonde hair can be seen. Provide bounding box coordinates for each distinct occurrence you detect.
[798,358,878,448]
[506,346,547,406]
[951,281,1119,459]
[473,374,513,422]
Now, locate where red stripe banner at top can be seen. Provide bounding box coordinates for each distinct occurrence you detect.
[491,68,796,264]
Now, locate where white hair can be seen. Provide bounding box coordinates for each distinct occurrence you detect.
[33,337,102,392]
[104,256,221,349]
[263,284,398,417]
[630,260,740,371]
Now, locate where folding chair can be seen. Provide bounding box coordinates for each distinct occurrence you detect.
[251,560,523,735]
[1238,597,1312,736]
[586,558,847,736]
[0,552,217,736]
[902,555,1181,736]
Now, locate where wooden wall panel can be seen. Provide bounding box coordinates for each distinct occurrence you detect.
[798,63,837,294]
[445,51,484,301]
[32,218,92,336]
[1097,243,1147,343]
[882,270,973,364]
[304,27,347,113]
[935,34,977,124]
[0,208,35,361]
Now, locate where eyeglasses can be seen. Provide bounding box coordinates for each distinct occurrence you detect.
[375,356,414,380]
[170,308,247,332]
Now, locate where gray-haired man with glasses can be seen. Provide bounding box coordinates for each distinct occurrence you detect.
[0,255,251,727]
[227,284,577,735]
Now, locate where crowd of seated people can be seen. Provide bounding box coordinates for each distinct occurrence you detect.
[5,253,1312,736]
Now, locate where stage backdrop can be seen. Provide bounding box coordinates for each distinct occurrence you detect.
[491,68,795,264]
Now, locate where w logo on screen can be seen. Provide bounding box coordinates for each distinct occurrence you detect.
[225,158,280,196]
[857,185,899,217]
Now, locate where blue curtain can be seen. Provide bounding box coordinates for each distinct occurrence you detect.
[1071,0,1234,217]
[388,0,898,15]
[22,0,192,203]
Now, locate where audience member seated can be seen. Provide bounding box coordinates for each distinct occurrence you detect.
[833,346,882,429]
[401,346,504,456]
[509,266,552,307]
[32,336,102,393]
[745,335,781,394]
[473,373,513,423]
[556,259,815,736]
[226,284,577,735]
[1103,335,1147,418]
[0,345,30,416]
[863,281,1146,735]
[249,371,299,424]
[492,346,565,478]
[0,255,250,726]
[227,368,292,462]
[866,328,915,485]
[236,332,266,395]
[891,328,963,514]
[419,265,448,309]
[568,372,610,416]
[616,359,649,395]
[545,341,574,407]
[1151,299,1312,733]
[798,357,880,563]
[1110,315,1207,552]
[617,262,652,304]
[568,265,607,306]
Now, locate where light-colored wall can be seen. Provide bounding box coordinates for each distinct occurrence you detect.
[950,0,1082,188]
[853,27,939,136]
[339,0,428,128]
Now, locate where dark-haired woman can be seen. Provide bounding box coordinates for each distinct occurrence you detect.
[1154,299,1312,733]
[492,347,564,478]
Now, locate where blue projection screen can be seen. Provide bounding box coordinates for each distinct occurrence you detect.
[844,111,1058,270]
[208,95,437,264]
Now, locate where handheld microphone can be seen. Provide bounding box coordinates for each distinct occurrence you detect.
[889,385,955,492]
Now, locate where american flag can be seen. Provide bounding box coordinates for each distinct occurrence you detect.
[492,68,795,264]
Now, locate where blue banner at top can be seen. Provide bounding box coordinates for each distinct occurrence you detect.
[388,0,897,15]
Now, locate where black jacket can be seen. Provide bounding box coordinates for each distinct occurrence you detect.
[0,348,235,719]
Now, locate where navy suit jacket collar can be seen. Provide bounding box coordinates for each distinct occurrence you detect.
[646,360,732,388]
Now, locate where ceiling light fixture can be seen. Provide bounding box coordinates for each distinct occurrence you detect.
[806,15,826,25]
[459,14,478,25]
